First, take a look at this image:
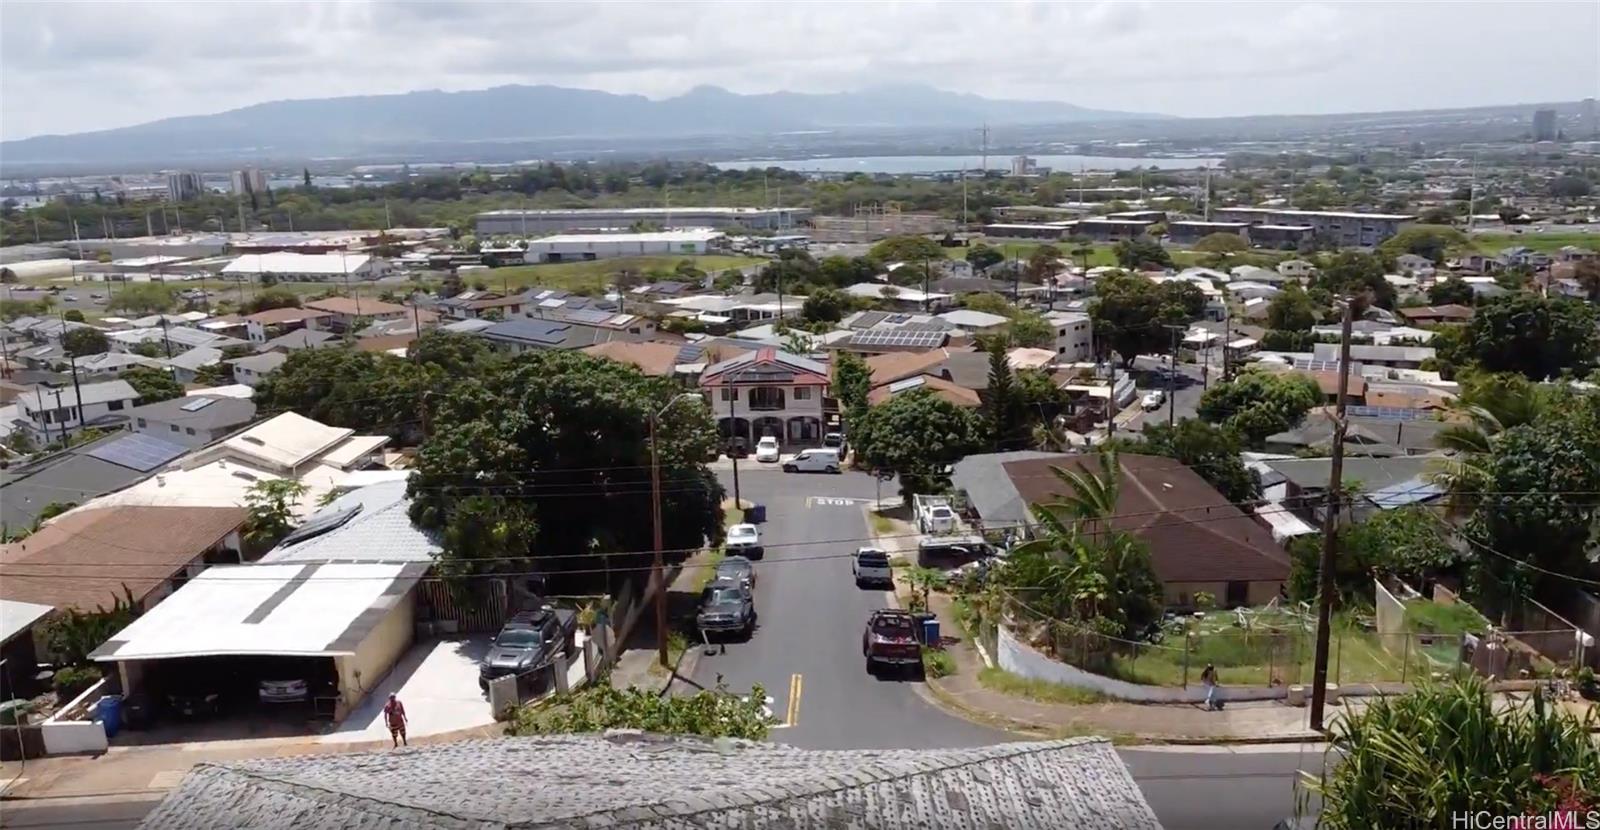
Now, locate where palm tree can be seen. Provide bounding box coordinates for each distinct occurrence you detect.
[1430,376,1544,515]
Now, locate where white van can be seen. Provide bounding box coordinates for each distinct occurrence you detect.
[782,448,841,474]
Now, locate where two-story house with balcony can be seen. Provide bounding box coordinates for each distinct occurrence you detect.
[700,348,829,448]
[17,379,142,442]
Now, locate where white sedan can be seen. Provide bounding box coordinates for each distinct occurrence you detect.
[754,436,781,463]
[1141,390,1166,411]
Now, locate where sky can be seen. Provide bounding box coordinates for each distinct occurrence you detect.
[2,0,1598,141]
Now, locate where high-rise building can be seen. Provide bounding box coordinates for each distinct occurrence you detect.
[230,168,269,197]
[166,171,204,202]
[1583,98,1598,138]
[1533,108,1558,141]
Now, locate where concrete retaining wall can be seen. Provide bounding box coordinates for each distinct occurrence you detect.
[996,625,1286,703]
[40,678,109,755]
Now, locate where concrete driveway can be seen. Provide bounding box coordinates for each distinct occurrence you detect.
[321,635,493,744]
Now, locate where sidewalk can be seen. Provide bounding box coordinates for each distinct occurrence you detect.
[607,548,719,695]
[865,504,1343,743]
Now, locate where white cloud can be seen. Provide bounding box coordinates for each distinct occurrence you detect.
[0,0,1595,140]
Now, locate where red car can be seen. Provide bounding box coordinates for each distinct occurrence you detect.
[862,609,921,674]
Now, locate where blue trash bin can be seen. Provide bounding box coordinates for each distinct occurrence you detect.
[748,503,766,523]
[96,694,124,739]
[921,618,941,647]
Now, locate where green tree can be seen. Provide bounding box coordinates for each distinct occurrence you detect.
[981,336,1028,451]
[1462,294,1599,380]
[1376,226,1467,264]
[407,351,723,589]
[1305,677,1600,829]
[241,288,301,314]
[868,234,944,264]
[409,330,493,375]
[800,287,849,324]
[830,350,871,420]
[62,326,110,357]
[851,387,983,499]
[965,243,1006,271]
[1023,244,1063,283]
[1192,232,1247,267]
[961,291,1016,317]
[1549,175,1593,199]
[1427,277,1476,306]
[243,479,309,551]
[42,587,138,667]
[62,309,85,322]
[1573,260,1600,302]
[1089,272,1193,365]
[1264,283,1319,331]
[255,348,433,438]
[1196,370,1322,448]
[107,282,177,314]
[1312,251,1395,309]
[1111,238,1173,270]
[514,684,770,741]
[1006,311,1054,349]
[119,365,183,403]
[1108,419,1257,503]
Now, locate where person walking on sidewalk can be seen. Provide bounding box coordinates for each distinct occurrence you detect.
[384,693,408,748]
[1201,663,1220,711]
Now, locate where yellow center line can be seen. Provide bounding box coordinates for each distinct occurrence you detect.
[785,673,803,727]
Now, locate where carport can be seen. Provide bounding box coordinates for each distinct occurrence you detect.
[91,562,426,728]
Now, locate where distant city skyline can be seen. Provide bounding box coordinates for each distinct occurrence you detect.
[1,0,1597,141]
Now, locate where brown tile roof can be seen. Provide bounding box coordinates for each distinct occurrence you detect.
[582,341,684,376]
[244,307,332,326]
[0,506,248,611]
[1001,453,1290,585]
[865,348,953,386]
[1297,370,1369,399]
[355,333,419,354]
[1400,304,1474,323]
[304,297,409,316]
[868,374,983,408]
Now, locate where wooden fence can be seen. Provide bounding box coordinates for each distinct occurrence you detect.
[416,578,509,633]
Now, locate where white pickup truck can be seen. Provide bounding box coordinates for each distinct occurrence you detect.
[852,547,893,588]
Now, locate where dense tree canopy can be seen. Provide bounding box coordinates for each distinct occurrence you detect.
[1111,238,1174,270]
[964,243,1005,271]
[981,337,1029,452]
[1196,370,1321,448]
[851,387,983,499]
[241,289,303,314]
[254,347,437,439]
[868,235,944,264]
[1311,251,1395,309]
[1427,277,1476,306]
[1377,226,1467,264]
[118,366,182,403]
[1108,419,1257,504]
[1089,273,1198,364]
[406,350,724,590]
[1461,294,1599,380]
[62,327,109,357]
[1265,283,1319,331]
[800,287,849,324]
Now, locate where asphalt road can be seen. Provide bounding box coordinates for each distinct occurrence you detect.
[695,462,1010,750]
[1121,745,1328,830]
[1123,359,1210,434]
[0,794,165,830]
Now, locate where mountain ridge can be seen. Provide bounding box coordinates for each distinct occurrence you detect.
[0,83,1163,166]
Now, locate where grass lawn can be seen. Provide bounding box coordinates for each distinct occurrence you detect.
[483,255,762,294]
[868,511,896,537]
[978,666,1106,704]
[1470,230,1600,254]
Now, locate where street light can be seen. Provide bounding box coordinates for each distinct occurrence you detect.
[649,392,705,668]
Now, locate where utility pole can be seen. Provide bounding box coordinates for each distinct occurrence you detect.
[649,413,668,668]
[1106,347,1117,442]
[51,388,66,443]
[1164,324,1184,428]
[1309,299,1356,732]
[1222,310,1233,382]
[726,369,743,508]
[61,313,84,415]
[35,387,53,446]
[923,257,933,313]
[160,316,173,359]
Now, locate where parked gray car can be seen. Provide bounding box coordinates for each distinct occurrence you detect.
[697,580,755,639]
[714,555,756,589]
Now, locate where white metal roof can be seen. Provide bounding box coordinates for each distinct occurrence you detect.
[1,598,55,646]
[529,230,724,245]
[212,412,353,471]
[319,435,390,470]
[222,252,373,276]
[90,562,423,661]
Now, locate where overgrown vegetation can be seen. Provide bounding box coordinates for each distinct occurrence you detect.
[512,683,771,740]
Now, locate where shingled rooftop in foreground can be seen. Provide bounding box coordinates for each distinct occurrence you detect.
[140,733,1162,829]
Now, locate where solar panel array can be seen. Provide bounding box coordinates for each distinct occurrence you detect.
[1347,405,1432,422]
[180,397,216,412]
[1367,477,1445,510]
[1287,357,1357,372]
[564,308,615,325]
[884,313,914,324]
[887,376,926,394]
[278,504,365,547]
[85,433,189,472]
[849,328,947,350]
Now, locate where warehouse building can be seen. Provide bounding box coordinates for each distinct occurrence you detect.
[523,230,725,263]
[1211,208,1413,248]
[221,252,382,282]
[476,207,809,236]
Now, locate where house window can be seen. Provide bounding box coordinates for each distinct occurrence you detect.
[171,424,180,432]
[137,418,147,428]
[1225,581,1249,607]
[108,400,124,411]
[186,427,196,435]
[720,387,737,402]
[794,387,812,401]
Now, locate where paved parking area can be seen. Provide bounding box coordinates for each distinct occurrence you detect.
[321,636,493,744]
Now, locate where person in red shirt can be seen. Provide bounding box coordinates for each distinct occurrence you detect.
[383,693,407,748]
